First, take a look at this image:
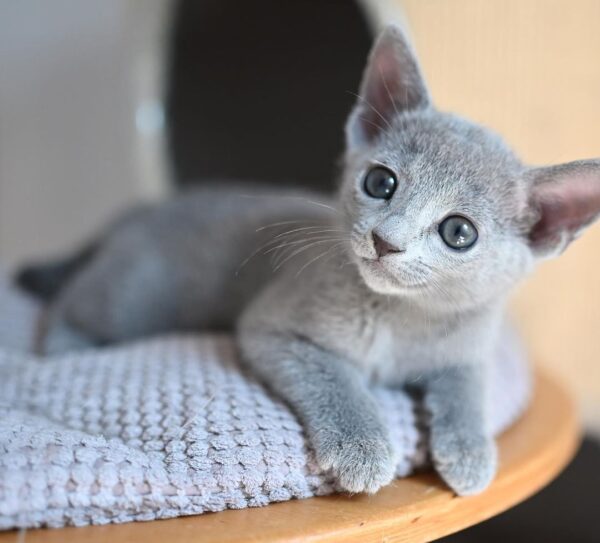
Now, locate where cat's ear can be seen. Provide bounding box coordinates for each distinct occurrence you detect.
[345,24,430,150]
[526,159,600,258]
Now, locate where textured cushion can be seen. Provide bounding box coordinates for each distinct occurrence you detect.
[0,271,531,529]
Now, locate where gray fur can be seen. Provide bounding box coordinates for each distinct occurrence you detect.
[36,25,600,495]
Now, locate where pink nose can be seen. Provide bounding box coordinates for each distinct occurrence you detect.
[372,231,403,258]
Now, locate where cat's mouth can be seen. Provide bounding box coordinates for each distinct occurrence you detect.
[357,257,429,292]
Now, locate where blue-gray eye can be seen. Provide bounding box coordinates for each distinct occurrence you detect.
[363,167,397,200]
[439,215,478,250]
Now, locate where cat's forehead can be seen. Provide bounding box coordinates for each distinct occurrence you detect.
[380,112,521,178]
[373,111,527,214]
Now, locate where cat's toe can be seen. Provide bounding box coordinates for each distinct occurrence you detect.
[430,432,497,496]
[315,432,397,494]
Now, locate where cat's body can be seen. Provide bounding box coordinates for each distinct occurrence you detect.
[39,182,502,381]
[38,185,332,344]
[19,26,600,496]
[35,185,501,494]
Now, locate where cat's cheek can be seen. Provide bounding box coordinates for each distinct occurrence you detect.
[355,262,388,294]
[355,260,410,296]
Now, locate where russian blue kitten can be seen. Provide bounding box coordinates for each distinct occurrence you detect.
[19,25,600,495]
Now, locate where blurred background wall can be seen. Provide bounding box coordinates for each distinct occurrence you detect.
[0,0,598,433]
[0,0,170,268]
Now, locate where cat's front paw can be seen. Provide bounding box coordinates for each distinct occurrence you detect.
[313,429,397,494]
[430,431,497,496]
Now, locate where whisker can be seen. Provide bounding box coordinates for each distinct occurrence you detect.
[273,226,345,239]
[237,226,342,275]
[294,241,348,278]
[379,66,400,118]
[303,199,341,215]
[321,241,352,268]
[346,90,393,132]
[236,193,341,215]
[358,116,385,134]
[265,235,346,257]
[268,230,347,266]
[273,238,348,272]
[272,237,348,269]
[235,234,298,275]
[255,219,313,232]
[298,239,349,270]
[427,276,463,311]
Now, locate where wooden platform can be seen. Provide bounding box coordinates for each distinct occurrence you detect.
[1,369,579,543]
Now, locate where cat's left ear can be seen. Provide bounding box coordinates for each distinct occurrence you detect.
[526,159,600,258]
[346,25,431,150]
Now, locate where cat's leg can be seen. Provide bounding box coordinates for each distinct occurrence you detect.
[239,333,397,494]
[40,310,99,355]
[42,229,178,353]
[424,364,497,495]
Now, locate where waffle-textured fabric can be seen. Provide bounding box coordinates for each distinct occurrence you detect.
[0,269,531,529]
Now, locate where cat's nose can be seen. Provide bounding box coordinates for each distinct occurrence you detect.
[372,231,404,258]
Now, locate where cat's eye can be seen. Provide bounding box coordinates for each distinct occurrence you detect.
[438,215,478,250]
[363,167,397,200]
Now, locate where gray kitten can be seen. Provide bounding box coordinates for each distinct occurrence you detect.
[18,25,600,496]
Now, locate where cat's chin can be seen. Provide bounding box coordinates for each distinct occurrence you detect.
[356,258,427,297]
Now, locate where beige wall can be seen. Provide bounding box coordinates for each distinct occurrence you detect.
[393,0,600,432]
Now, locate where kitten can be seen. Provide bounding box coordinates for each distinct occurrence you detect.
[17,25,600,495]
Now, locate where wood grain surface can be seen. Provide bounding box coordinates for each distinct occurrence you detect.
[0,369,579,543]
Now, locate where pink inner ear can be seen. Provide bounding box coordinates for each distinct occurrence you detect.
[359,53,401,142]
[530,169,600,247]
[367,50,404,110]
[350,26,429,146]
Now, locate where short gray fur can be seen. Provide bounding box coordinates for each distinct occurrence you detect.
[32,26,600,495]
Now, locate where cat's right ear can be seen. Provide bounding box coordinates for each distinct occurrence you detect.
[345,25,431,150]
[526,159,600,258]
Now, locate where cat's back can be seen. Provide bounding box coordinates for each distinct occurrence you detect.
[99,182,337,330]
[143,182,331,231]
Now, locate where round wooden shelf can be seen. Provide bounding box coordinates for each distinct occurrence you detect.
[1,369,580,543]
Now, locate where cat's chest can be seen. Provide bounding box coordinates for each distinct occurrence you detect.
[346,306,471,384]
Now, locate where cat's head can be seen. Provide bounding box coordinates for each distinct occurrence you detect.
[339,25,600,312]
